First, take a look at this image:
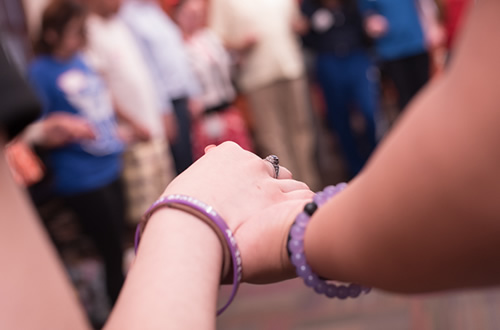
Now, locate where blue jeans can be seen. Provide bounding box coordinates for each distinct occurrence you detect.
[316,51,379,177]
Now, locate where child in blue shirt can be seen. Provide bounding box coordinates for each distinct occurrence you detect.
[28,0,125,307]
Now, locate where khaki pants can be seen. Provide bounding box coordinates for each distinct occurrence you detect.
[246,77,319,190]
[122,139,175,224]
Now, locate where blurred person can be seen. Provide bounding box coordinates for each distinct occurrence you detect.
[358,0,441,111]
[85,0,176,224]
[3,1,500,328]
[28,0,125,306]
[174,0,253,160]
[442,0,473,54]
[209,0,321,190]
[120,0,202,175]
[301,0,379,177]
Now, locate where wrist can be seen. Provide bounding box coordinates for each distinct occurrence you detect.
[134,194,242,315]
[140,208,223,276]
[111,209,222,328]
[287,185,371,299]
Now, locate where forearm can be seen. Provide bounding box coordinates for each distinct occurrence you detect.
[418,0,440,24]
[105,208,222,330]
[0,136,90,329]
[305,0,500,293]
[113,101,136,127]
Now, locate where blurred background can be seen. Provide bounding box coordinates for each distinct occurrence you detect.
[4,0,498,329]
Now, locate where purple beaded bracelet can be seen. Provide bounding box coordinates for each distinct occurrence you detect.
[134,194,242,315]
[288,184,371,299]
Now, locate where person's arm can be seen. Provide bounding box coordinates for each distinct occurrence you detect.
[0,134,91,330]
[104,142,312,327]
[0,138,311,328]
[291,0,310,35]
[357,0,389,38]
[417,0,446,49]
[21,112,96,148]
[301,0,500,293]
[105,208,222,329]
[112,100,152,142]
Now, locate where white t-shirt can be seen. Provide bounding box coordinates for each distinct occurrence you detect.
[86,14,166,139]
[209,0,305,92]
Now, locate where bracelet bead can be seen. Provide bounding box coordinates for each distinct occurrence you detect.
[288,184,372,299]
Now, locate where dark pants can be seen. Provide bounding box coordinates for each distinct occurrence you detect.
[383,51,430,111]
[316,51,379,177]
[171,97,194,174]
[64,178,125,306]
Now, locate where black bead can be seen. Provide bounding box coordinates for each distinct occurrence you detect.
[304,202,318,216]
[286,232,292,258]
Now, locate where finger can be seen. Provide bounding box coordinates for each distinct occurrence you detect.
[277,165,292,180]
[204,144,217,154]
[263,155,292,179]
[277,179,310,193]
[263,160,290,179]
[73,124,96,140]
[284,189,315,201]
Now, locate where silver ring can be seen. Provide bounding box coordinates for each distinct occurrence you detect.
[264,155,280,179]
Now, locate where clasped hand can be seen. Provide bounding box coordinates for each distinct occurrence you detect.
[162,142,314,284]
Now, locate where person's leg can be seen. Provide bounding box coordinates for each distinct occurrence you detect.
[317,54,361,177]
[383,57,415,111]
[64,180,125,306]
[122,140,175,224]
[246,83,293,172]
[170,98,194,174]
[409,51,431,98]
[352,52,379,166]
[279,77,320,189]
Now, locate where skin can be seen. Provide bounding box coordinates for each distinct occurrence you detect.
[0,138,311,329]
[2,0,500,328]
[176,0,207,38]
[48,16,86,61]
[26,112,96,148]
[0,133,91,330]
[242,0,500,293]
[302,0,500,293]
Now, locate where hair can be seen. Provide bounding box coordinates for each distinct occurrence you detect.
[33,0,88,55]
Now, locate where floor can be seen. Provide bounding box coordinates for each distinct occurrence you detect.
[217,281,500,329]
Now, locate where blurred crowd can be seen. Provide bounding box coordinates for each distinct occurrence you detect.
[1,0,472,327]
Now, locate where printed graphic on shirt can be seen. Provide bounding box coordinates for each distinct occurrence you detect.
[312,9,335,32]
[57,68,122,156]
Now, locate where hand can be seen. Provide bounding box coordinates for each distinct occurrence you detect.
[131,123,152,142]
[161,142,314,282]
[426,23,446,50]
[163,112,178,144]
[365,14,389,39]
[235,199,310,284]
[188,98,204,119]
[116,124,136,145]
[239,33,258,52]
[292,15,310,35]
[39,112,95,148]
